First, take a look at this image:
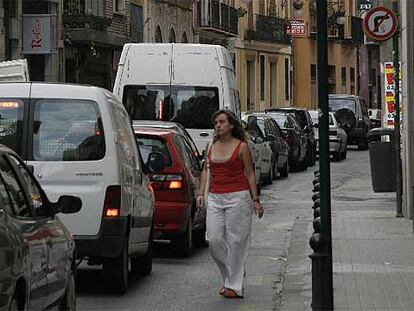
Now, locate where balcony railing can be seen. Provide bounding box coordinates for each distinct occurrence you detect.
[63,0,111,31]
[245,14,291,45]
[197,0,238,36]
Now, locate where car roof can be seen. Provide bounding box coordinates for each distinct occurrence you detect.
[329,94,361,99]
[266,107,307,112]
[133,127,174,137]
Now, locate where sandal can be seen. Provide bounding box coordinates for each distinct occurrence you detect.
[219,287,226,295]
[223,288,243,299]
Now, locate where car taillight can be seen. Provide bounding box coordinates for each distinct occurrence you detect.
[103,186,121,217]
[151,174,183,190]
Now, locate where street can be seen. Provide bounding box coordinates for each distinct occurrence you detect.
[76,148,369,311]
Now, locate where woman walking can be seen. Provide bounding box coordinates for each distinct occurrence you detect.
[196,110,264,299]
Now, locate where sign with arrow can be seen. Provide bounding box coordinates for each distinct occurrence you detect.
[363,6,398,41]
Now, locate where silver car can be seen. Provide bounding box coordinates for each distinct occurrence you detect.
[309,110,348,161]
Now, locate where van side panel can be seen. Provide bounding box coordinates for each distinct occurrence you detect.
[28,86,119,236]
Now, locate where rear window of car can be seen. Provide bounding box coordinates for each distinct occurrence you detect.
[136,136,172,167]
[329,98,357,113]
[0,100,24,155]
[294,111,308,128]
[32,100,105,161]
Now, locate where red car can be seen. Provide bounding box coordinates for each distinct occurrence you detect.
[134,126,207,256]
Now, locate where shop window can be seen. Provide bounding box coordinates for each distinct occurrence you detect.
[113,0,125,14]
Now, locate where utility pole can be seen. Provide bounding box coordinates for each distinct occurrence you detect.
[309,0,333,310]
[392,0,403,218]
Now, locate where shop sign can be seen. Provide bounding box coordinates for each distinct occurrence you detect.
[287,20,306,36]
[23,15,53,54]
[384,62,401,127]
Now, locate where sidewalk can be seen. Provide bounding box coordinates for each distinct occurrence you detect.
[280,170,414,311]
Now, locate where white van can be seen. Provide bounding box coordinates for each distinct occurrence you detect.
[0,82,158,293]
[0,59,30,82]
[113,43,241,152]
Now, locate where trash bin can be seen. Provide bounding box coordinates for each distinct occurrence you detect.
[367,128,396,192]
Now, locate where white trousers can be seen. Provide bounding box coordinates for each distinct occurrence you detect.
[206,190,253,296]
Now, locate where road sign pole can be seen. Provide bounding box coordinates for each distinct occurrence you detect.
[392,0,403,218]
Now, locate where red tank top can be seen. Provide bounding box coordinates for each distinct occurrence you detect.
[208,141,250,194]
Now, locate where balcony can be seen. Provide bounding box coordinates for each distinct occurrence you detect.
[63,0,111,31]
[245,14,291,45]
[197,0,238,36]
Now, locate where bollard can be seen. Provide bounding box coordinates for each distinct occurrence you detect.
[312,192,320,202]
[313,183,320,193]
[313,199,320,209]
[313,217,321,233]
[314,207,320,218]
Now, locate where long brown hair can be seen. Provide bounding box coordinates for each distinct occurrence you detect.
[211,110,246,141]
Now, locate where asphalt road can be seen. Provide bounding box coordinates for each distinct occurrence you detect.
[76,148,369,311]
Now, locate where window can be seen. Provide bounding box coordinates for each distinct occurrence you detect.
[9,155,43,210]
[341,67,347,93]
[136,136,172,167]
[260,55,265,101]
[113,0,125,13]
[32,100,105,161]
[123,85,219,129]
[0,156,30,217]
[0,100,24,155]
[285,58,290,101]
[130,4,143,42]
[155,26,163,43]
[350,67,355,94]
[270,62,277,107]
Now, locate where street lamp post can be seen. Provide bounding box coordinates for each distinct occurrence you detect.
[309,0,333,310]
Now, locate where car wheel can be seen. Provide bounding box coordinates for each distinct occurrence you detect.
[172,216,193,257]
[131,224,153,276]
[59,266,76,311]
[272,156,278,180]
[103,241,128,294]
[332,151,341,162]
[264,162,273,185]
[280,161,289,178]
[358,137,369,150]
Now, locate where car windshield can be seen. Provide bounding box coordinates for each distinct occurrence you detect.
[136,136,172,167]
[267,113,290,129]
[329,98,357,113]
[123,85,219,129]
[310,112,333,125]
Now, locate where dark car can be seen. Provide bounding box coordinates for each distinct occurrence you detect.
[329,94,370,149]
[253,114,290,179]
[133,125,206,257]
[266,112,308,172]
[266,107,316,167]
[0,145,81,311]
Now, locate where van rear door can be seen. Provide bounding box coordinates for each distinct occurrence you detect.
[27,86,112,236]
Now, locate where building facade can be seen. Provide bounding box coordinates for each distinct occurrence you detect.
[1,0,64,82]
[292,0,364,109]
[235,0,292,111]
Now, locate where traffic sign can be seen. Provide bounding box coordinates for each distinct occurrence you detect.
[363,6,398,41]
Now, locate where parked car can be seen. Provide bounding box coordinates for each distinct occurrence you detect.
[0,144,81,311]
[132,120,201,160]
[114,43,241,152]
[368,108,382,129]
[309,110,348,161]
[0,82,159,293]
[242,114,273,186]
[250,113,290,179]
[133,124,207,256]
[329,94,370,149]
[266,107,316,167]
[266,112,308,171]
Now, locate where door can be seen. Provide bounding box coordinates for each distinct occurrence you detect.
[27,96,108,236]
[8,154,70,307]
[0,154,48,310]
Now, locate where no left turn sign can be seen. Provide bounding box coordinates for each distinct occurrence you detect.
[363,6,398,41]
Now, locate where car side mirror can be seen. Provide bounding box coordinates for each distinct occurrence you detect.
[56,195,82,214]
[147,151,165,173]
[266,134,276,142]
